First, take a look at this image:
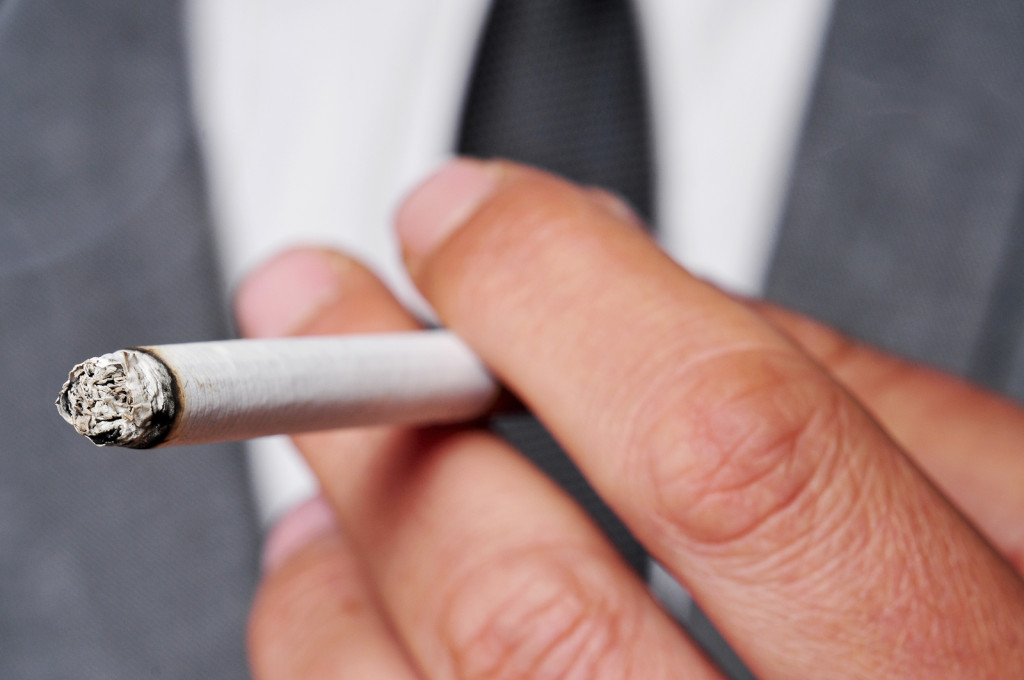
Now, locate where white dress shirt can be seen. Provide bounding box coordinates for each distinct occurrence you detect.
[185,0,833,528]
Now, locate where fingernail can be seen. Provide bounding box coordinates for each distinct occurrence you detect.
[262,495,339,573]
[235,249,340,337]
[395,158,499,259]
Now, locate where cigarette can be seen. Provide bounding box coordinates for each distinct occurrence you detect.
[56,331,501,449]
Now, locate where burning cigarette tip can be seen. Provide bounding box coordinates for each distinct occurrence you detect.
[56,349,176,449]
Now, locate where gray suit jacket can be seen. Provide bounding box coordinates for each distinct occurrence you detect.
[1,1,1021,678]
[769,1,1024,400]
[0,2,258,678]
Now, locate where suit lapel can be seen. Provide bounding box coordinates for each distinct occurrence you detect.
[0,1,258,676]
[767,0,1024,391]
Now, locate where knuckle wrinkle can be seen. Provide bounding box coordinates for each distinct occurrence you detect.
[630,349,852,553]
[441,548,635,680]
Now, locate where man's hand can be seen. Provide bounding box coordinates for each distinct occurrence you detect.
[237,160,1024,679]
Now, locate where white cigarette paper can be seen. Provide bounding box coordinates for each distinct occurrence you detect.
[56,331,500,449]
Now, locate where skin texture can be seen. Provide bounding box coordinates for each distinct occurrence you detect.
[238,159,1024,679]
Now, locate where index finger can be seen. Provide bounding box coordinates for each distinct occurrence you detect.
[396,159,1024,679]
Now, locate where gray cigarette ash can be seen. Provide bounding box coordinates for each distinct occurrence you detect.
[56,350,176,448]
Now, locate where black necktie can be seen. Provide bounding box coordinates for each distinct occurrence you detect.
[457,0,653,575]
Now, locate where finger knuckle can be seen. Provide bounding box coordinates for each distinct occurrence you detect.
[439,546,637,680]
[627,348,852,553]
